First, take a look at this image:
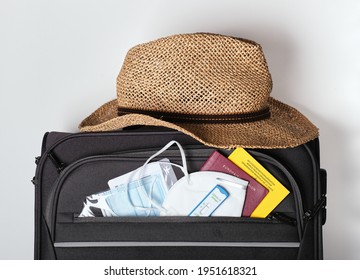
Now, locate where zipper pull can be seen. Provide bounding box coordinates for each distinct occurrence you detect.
[48,152,65,173]
[267,212,297,226]
[303,196,326,222]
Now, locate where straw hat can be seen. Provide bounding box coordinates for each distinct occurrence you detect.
[79,33,318,149]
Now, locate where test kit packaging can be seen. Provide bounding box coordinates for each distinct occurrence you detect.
[32,128,327,260]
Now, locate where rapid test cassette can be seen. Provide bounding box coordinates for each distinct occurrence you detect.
[188,185,229,217]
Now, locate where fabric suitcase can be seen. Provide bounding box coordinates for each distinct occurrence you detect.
[33,127,326,260]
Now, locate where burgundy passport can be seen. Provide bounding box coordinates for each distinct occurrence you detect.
[200,150,269,216]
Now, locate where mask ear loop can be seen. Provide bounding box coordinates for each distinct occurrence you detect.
[140,140,189,182]
[127,140,190,216]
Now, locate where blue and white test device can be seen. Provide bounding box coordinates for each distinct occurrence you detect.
[188,185,229,217]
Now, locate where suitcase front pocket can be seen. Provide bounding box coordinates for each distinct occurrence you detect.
[47,148,304,259]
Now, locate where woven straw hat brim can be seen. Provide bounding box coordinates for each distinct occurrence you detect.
[79,97,318,149]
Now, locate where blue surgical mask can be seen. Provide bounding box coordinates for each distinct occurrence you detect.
[105,174,167,216]
[78,141,187,218]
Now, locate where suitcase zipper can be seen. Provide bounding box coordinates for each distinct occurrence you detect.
[46,145,214,174]
[303,196,326,222]
[71,215,283,224]
[267,212,297,226]
[48,152,66,173]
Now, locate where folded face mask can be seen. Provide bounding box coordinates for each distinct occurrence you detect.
[105,174,167,216]
[161,171,248,217]
[78,161,173,217]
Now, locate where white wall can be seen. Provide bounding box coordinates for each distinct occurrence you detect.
[0,0,359,259]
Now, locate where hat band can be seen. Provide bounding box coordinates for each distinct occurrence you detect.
[118,107,270,124]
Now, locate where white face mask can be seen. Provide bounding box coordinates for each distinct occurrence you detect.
[161,171,247,217]
[140,140,248,217]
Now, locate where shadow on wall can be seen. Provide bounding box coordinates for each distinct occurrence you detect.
[306,110,355,259]
[258,30,357,259]
[227,28,357,259]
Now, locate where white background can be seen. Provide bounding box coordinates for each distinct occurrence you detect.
[0,0,359,260]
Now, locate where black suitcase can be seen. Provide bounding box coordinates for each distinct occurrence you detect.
[33,127,327,260]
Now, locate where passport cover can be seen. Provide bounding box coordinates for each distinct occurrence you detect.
[228,147,290,218]
[200,150,269,216]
